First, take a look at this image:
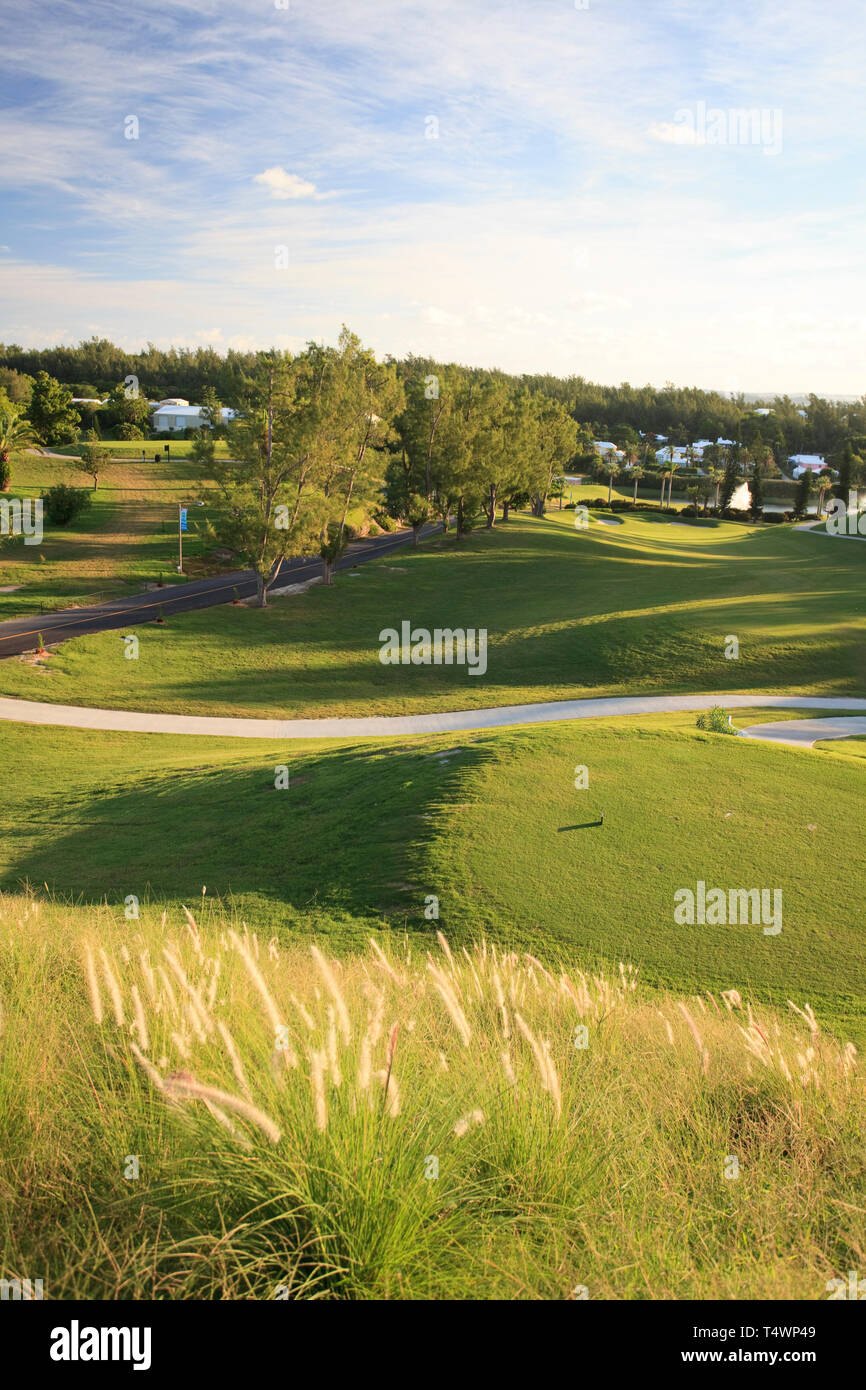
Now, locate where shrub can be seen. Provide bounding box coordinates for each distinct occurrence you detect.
[116,422,145,441]
[761,510,793,524]
[372,510,398,532]
[42,483,92,526]
[696,706,737,735]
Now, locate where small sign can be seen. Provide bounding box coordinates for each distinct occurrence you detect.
[179,508,188,532]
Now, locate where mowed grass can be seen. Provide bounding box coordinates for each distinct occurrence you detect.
[2,510,864,715]
[2,896,861,1300]
[0,451,218,616]
[1,713,862,1040]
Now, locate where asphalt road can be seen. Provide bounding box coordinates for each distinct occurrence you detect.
[0,522,441,659]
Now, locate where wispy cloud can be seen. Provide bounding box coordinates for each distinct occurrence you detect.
[0,0,864,391]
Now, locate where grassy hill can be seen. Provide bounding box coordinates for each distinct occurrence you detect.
[2,510,864,713]
[1,889,861,1300]
[1,712,862,1040]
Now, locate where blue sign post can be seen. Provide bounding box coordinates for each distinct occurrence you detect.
[177,505,187,573]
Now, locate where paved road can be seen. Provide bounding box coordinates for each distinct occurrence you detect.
[738,716,866,748]
[1,692,865,741]
[0,523,441,658]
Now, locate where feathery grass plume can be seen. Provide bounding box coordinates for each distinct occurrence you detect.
[705,991,722,1016]
[787,1000,820,1036]
[310,945,352,1044]
[368,936,400,982]
[500,1049,517,1091]
[657,1010,675,1045]
[540,1036,563,1116]
[200,1097,252,1148]
[454,1108,485,1137]
[525,953,557,987]
[82,940,104,1024]
[170,1031,192,1059]
[382,1023,399,1101]
[364,985,385,1048]
[559,971,592,1016]
[98,948,125,1027]
[326,1007,342,1087]
[162,946,211,1039]
[676,1002,704,1057]
[182,906,203,959]
[841,1042,858,1077]
[230,929,292,1059]
[130,1042,165,1092]
[163,1073,281,1145]
[156,965,179,1017]
[356,1034,373,1094]
[428,964,472,1047]
[514,1011,561,1116]
[130,984,149,1052]
[436,931,456,971]
[739,1022,772,1067]
[437,1050,449,1071]
[267,937,279,963]
[721,989,743,1012]
[160,910,167,930]
[139,951,157,1005]
[492,966,510,1038]
[309,1048,328,1131]
[461,947,485,999]
[289,991,316,1031]
[217,1021,253,1101]
[374,1066,400,1118]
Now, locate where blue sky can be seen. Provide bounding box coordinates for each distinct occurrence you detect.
[1,0,864,393]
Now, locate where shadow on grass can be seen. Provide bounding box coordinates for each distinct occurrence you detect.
[1,738,496,940]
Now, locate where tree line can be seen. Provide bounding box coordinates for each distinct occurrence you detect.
[1,334,865,460]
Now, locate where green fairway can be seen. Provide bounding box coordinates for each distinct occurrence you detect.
[2,510,864,715]
[2,712,862,1041]
[0,451,219,616]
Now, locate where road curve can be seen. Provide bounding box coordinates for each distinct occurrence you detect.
[738,716,866,748]
[1,693,865,741]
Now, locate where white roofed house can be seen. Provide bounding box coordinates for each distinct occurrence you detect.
[593,440,624,459]
[789,454,831,479]
[150,399,236,432]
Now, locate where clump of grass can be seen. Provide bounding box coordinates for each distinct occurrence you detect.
[696,705,737,734]
[0,892,862,1300]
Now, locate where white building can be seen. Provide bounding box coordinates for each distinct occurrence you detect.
[593,440,624,459]
[150,398,236,432]
[789,454,830,478]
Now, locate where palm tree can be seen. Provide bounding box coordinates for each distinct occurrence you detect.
[630,464,645,504]
[659,469,668,508]
[666,459,680,510]
[709,465,724,511]
[0,404,36,492]
[816,469,834,517]
[601,453,618,503]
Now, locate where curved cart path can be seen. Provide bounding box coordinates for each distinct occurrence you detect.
[1,692,865,741]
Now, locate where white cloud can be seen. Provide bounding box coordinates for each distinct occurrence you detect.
[253,167,318,200]
[647,120,699,147]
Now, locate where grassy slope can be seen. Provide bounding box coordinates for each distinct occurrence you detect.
[1,713,862,1040]
[2,510,864,714]
[0,452,218,615]
[3,899,861,1300]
